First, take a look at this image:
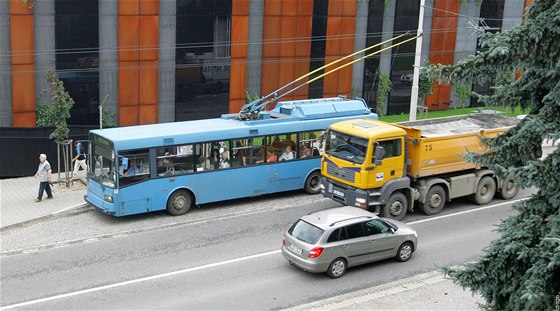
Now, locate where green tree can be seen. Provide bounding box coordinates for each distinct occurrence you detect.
[426,1,560,309]
[376,72,392,116]
[46,69,74,142]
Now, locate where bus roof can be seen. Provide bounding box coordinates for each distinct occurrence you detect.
[90,97,376,150]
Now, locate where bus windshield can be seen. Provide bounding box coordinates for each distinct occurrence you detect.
[90,143,116,188]
[325,130,368,164]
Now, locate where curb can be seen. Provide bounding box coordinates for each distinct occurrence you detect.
[0,202,92,232]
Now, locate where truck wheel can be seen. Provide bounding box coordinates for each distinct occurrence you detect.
[419,185,446,215]
[304,171,321,194]
[499,175,519,200]
[167,189,192,216]
[471,176,496,205]
[382,192,407,221]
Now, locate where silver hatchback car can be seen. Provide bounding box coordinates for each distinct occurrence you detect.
[281,206,418,278]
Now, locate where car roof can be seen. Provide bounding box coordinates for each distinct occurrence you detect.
[301,206,377,230]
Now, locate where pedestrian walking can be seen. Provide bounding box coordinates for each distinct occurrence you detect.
[72,140,87,178]
[34,153,53,202]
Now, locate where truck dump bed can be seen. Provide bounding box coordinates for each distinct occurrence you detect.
[396,114,518,179]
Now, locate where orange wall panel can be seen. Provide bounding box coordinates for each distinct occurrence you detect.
[231,16,249,58]
[280,17,297,57]
[328,0,343,16]
[11,65,35,113]
[119,106,139,126]
[118,62,140,106]
[140,0,159,15]
[264,0,282,16]
[229,61,247,101]
[9,0,32,15]
[138,104,157,124]
[139,63,158,106]
[120,0,140,15]
[10,15,34,65]
[282,0,298,16]
[139,15,159,61]
[298,0,313,15]
[262,16,282,58]
[296,16,312,57]
[261,62,280,96]
[13,112,36,127]
[341,0,356,16]
[229,5,250,113]
[233,0,250,15]
[119,15,140,62]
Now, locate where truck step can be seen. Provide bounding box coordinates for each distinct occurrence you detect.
[369,192,381,197]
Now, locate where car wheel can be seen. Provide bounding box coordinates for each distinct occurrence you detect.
[419,185,446,215]
[167,189,192,216]
[381,192,407,221]
[498,175,519,199]
[396,242,413,262]
[326,258,347,279]
[470,176,496,205]
[304,171,321,194]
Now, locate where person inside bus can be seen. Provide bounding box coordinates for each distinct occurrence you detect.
[124,159,140,176]
[300,144,312,158]
[165,156,175,175]
[278,145,295,161]
[219,150,230,169]
[282,134,296,149]
[232,141,247,167]
[257,149,277,163]
[205,149,221,170]
[272,136,283,149]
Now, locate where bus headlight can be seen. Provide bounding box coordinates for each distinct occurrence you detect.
[104,195,113,203]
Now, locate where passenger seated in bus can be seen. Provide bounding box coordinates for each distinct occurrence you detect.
[283,134,296,149]
[300,144,312,158]
[219,151,230,169]
[205,149,221,170]
[232,142,247,167]
[278,145,295,161]
[258,149,277,163]
[165,157,175,175]
[272,136,283,149]
[124,159,140,176]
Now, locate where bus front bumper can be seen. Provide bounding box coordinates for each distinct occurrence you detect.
[84,193,117,216]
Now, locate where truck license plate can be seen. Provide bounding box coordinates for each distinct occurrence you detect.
[333,189,344,197]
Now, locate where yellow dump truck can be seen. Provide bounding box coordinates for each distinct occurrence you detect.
[320,113,519,220]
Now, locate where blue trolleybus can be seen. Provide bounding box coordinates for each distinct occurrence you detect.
[85,97,377,216]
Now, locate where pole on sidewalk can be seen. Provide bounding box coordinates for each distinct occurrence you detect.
[409,0,425,121]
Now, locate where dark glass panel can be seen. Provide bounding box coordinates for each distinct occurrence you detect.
[55,0,100,125]
[362,0,384,110]
[308,0,329,99]
[175,0,232,121]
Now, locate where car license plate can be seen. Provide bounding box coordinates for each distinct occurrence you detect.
[333,189,344,198]
[289,243,302,255]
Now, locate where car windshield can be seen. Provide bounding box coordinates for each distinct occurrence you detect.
[289,220,324,244]
[325,130,369,164]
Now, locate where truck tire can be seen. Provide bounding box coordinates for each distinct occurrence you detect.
[167,189,192,215]
[498,175,519,200]
[470,176,496,205]
[382,192,407,221]
[419,185,446,215]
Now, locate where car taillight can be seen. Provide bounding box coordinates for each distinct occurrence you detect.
[282,237,286,245]
[308,247,324,258]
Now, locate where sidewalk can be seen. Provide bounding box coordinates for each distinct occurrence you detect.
[0,172,90,230]
[286,270,484,311]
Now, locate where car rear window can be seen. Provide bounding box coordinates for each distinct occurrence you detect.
[289,220,324,244]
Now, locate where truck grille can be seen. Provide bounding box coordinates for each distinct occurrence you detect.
[327,162,356,183]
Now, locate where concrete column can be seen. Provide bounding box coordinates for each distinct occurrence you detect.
[0,0,12,126]
[33,0,55,107]
[158,0,177,123]
[502,0,524,31]
[451,1,481,107]
[99,0,119,123]
[351,0,368,98]
[378,0,396,114]
[246,0,264,97]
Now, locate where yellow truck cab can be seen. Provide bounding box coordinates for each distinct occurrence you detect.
[321,114,519,220]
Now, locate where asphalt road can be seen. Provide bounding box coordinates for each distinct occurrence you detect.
[0,188,529,310]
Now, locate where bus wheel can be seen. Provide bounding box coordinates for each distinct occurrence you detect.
[167,190,192,216]
[499,175,519,200]
[382,192,407,221]
[304,171,321,194]
[470,176,496,205]
[419,185,446,215]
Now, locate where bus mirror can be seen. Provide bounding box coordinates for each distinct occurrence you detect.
[374,145,384,166]
[122,157,129,170]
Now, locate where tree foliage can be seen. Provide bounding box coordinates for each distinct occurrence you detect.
[376,71,392,116]
[426,0,560,309]
[45,69,74,142]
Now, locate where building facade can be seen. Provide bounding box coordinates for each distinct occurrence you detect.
[0,0,532,128]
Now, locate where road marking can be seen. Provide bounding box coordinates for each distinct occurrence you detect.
[407,197,527,226]
[1,198,525,309]
[1,250,282,310]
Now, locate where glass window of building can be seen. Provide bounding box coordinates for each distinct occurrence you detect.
[388,0,419,114]
[362,0,385,111]
[308,0,329,99]
[176,0,232,121]
[55,0,100,125]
